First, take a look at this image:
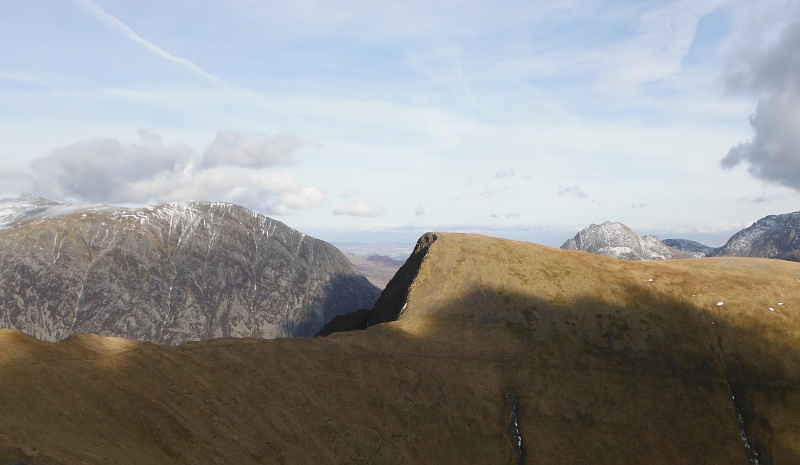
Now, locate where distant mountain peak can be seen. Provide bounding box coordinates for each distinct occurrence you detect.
[561,221,698,260]
[714,211,800,261]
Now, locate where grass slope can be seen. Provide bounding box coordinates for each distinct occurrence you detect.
[2,232,800,464]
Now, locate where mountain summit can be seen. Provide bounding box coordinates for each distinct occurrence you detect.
[0,194,379,343]
[560,221,696,260]
[714,211,800,261]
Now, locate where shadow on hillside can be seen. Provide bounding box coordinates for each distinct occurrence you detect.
[291,273,380,338]
[321,276,800,465]
[407,283,800,465]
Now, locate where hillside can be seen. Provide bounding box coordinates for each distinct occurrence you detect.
[0,194,379,343]
[2,233,800,464]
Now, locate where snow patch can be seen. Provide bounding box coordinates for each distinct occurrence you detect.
[398,302,408,317]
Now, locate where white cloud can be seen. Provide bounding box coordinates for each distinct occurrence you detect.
[333,199,385,217]
[270,187,326,215]
[415,205,426,216]
[22,130,324,215]
[494,168,515,179]
[721,20,800,191]
[201,130,305,168]
[29,129,193,203]
[0,162,32,193]
[557,185,589,200]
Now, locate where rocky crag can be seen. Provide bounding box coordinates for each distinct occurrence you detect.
[714,211,800,262]
[2,232,800,464]
[0,194,380,344]
[560,221,697,260]
[569,212,800,263]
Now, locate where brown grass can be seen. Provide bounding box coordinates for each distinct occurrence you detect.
[1,233,799,464]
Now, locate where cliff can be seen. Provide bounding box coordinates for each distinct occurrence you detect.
[0,194,380,343]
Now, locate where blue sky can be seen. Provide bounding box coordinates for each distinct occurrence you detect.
[2,0,800,246]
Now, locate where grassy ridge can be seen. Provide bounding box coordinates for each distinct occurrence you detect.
[1,233,799,464]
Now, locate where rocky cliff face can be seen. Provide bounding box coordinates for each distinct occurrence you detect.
[0,194,380,343]
[561,221,697,260]
[715,211,800,261]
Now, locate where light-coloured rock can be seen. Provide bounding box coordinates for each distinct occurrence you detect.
[560,221,697,260]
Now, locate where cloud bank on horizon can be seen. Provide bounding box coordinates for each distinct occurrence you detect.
[1,0,799,245]
[6,130,324,215]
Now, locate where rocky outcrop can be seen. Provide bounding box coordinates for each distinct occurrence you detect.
[715,211,800,261]
[662,238,718,257]
[561,221,696,260]
[0,194,380,343]
[315,233,436,336]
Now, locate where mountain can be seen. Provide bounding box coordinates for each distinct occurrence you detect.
[0,193,380,343]
[662,238,718,257]
[560,221,698,260]
[714,211,800,261]
[3,232,800,464]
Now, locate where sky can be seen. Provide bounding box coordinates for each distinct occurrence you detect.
[1,0,800,247]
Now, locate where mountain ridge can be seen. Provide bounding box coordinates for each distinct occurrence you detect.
[0,193,380,343]
[3,232,800,464]
[563,211,800,262]
[715,211,800,261]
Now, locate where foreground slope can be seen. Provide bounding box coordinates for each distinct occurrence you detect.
[0,194,379,342]
[2,233,800,464]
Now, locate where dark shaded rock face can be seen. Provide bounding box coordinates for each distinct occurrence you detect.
[561,221,697,260]
[314,308,371,337]
[0,194,380,343]
[367,233,437,326]
[662,238,718,257]
[316,233,437,336]
[715,211,800,261]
